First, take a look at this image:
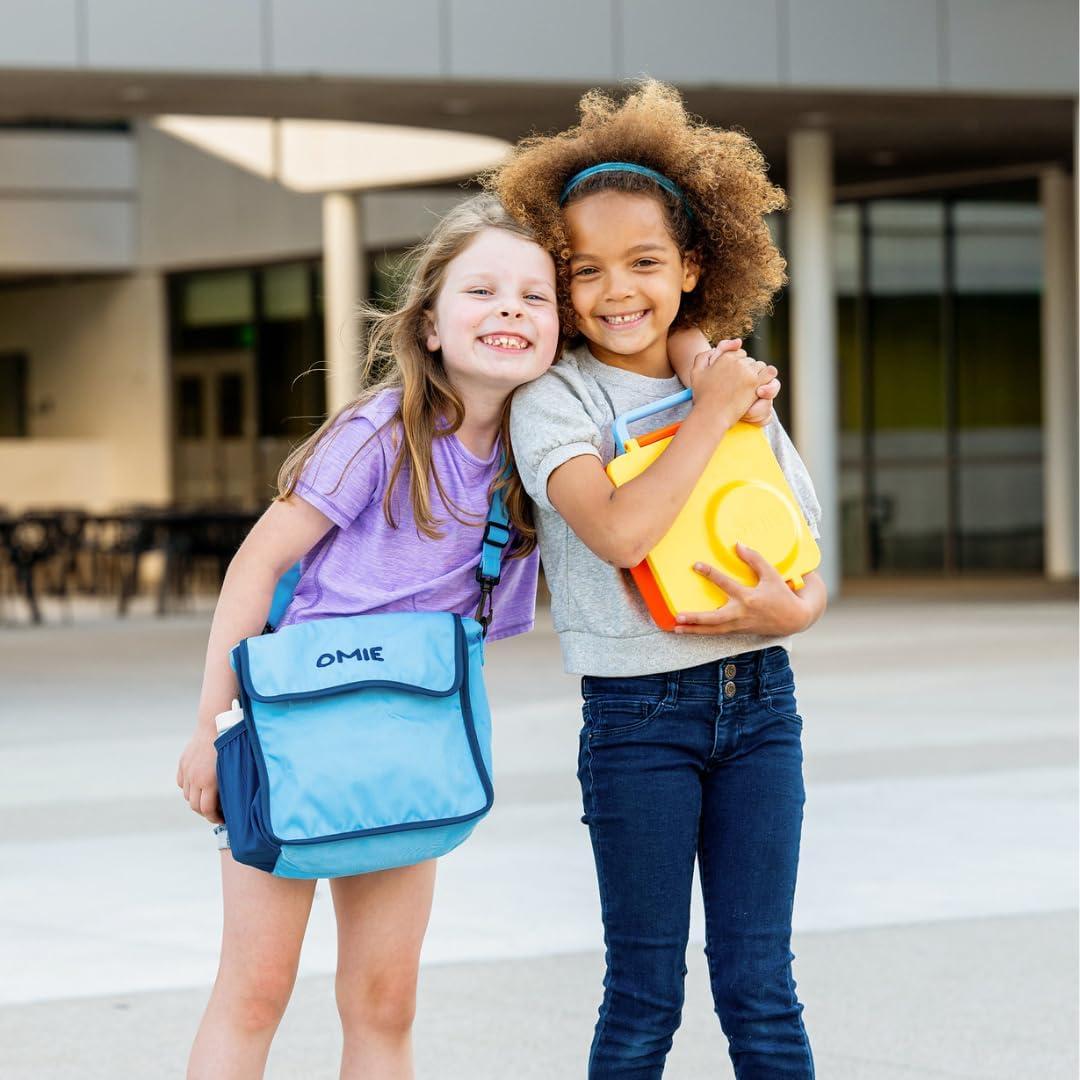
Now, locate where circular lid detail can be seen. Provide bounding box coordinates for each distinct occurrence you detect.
[707,480,801,577]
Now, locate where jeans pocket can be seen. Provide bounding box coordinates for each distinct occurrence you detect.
[588,695,670,740]
[764,682,803,727]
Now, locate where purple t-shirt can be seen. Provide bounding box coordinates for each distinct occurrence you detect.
[278,389,537,642]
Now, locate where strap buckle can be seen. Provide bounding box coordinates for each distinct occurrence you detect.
[482,519,511,549]
[475,505,510,638]
[474,577,496,637]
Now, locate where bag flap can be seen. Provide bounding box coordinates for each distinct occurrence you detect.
[233,611,466,703]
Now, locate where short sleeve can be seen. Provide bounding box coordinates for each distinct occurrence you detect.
[765,417,823,539]
[510,374,603,512]
[293,414,387,529]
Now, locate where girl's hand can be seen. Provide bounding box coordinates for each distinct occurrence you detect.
[668,328,779,426]
[674,545,824,636]
[177,727,223,824]
[742,376,781,426]
[690,344,777,431]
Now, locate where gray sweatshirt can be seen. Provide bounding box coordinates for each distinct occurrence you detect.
[510,344,823,677]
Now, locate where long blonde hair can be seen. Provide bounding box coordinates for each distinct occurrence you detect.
[277,194,545,556]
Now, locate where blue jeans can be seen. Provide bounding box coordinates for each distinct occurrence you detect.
[577,646,814,1079]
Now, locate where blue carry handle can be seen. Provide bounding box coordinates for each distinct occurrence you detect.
[611,388,693,455]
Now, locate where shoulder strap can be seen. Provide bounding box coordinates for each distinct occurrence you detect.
[474,465,513,638]
[263,561,302,634]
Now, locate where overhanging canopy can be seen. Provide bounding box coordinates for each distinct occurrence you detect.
[152,115,510,193]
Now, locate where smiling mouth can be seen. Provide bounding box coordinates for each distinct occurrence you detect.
[479,334,531,351]
[599,310,649,328]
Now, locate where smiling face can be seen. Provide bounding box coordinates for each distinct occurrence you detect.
[425,227,560,398]
[564,190,699,378]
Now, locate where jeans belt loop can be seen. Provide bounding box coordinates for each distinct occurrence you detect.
[754,648,767,697]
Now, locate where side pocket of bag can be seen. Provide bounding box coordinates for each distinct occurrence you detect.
[215,721,280,874]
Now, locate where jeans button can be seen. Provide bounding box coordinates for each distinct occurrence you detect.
[724,680,737,699]
[724,663,737,680]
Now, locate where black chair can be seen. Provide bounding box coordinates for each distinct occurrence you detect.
[0,514,54,624]
[155,508,260,615]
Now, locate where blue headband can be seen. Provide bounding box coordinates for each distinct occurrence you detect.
[558,162,694,219]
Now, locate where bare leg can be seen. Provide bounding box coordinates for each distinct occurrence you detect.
[331,860,437,1080]
[187,854,316,1079]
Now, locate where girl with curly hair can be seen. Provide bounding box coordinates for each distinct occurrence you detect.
[490,81,825,1078]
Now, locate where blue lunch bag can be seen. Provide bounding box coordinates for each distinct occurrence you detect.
[214,486,511,879]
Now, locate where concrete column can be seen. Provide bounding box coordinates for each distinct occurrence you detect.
[788,129,840,594]
[322,191,367,412]
[1039,166,1079,579]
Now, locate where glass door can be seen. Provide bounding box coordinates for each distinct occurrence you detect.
[953,202,1043,570]
[835,190,1045,576]
[173,351,257,506]
[864,200,949,572]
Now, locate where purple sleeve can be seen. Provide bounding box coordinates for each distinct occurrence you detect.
[293,415,387,529]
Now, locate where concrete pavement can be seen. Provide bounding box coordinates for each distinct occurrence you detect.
[0,587,1076,1078]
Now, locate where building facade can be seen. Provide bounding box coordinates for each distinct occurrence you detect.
[0,0,1076,587]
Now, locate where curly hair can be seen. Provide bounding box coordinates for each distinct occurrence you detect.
[486,80,787,342]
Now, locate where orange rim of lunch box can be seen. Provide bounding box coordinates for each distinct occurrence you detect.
[625,421,682,631]
[630,562,678,631]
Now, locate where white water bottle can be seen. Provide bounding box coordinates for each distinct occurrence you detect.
[214,699,243,734]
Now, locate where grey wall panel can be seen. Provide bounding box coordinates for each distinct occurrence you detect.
[448,0,615,80]
[0,0,80,68]
[136,122,320,270]
[85,0,264,72]
[0,198,134,269]
[0,132,135,192]
[787,0,941,89]
[620,0,781,85]
[945,0,1078,94]
[269,0,441,78]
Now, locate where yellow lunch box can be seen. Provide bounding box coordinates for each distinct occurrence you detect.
[605,388,820,631]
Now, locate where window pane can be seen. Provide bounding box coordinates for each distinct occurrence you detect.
[177,376,204,438]
[263,264,310,321]
[868,201,945,294]
[0,352,28,438]
[868,202,946,454]
[955,203,1041,293]
[840,464,869,575]
[873,464,948,572]
[835,205,862,437]
[181,271,254,327]
[218,374,244,438]
[959,461,1043,571]
[955,201,1042,435]
[834,204,860,298]
[257,321,326,439]
[955,296,1041,431]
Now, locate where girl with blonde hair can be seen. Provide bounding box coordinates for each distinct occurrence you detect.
[177,194,559,1079]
